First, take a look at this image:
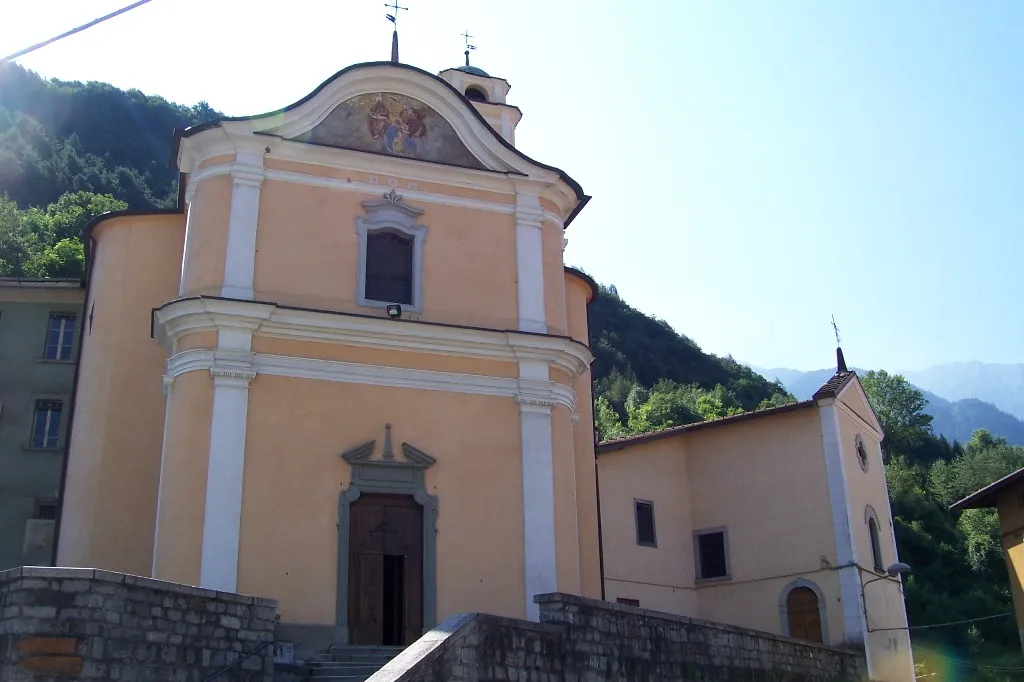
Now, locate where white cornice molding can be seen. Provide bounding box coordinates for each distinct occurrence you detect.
[177,65,580,220]
[153,297,594,378]
[184,159,565,229]
[835,400,884,440]
[166,348,576,410]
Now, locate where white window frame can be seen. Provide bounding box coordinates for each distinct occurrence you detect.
[29,397,64,450]
[355,189,427,313]
[43,312,77,361]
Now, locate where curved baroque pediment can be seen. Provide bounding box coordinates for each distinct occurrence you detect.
[288,91,488,171]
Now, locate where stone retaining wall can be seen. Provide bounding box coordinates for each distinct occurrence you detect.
[0,566,277,682]
[370,593,868,682]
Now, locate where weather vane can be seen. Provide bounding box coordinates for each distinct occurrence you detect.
[385,0,408,27]
[462,30,476,66]
[831,315,842,346]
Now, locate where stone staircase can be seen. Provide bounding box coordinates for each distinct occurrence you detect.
[305,645,405,680]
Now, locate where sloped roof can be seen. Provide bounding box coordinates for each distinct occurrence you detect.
[812,371,857,399]
[597,400,817,453]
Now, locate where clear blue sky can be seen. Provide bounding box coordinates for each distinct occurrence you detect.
[3,1,1022,372]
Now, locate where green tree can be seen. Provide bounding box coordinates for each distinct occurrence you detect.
[861,370,934,460]
[594,395,629,441]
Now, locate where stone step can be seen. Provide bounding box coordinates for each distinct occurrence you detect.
[305,644,404,681]
[310,663,384,676]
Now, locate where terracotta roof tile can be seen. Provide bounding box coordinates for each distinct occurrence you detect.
[812,371,856,400]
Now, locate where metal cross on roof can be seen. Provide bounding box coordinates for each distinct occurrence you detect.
[385,0,407,26]
[462,30,477,65]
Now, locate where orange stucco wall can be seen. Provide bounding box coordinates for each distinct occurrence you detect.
[572,373,602,599]
[181,174,230,296]
[235,376,526,624]
[599,438,700,615]
[250,180,519,330]
[57,213,184,574]
[152,370,214,584]
[542,223,567,337]
[564,274,592,346]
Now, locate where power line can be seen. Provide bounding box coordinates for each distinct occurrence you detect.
[1,0,156,66]
[871,611,1015,632]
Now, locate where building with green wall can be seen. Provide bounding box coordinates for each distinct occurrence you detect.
[0,278,84,569]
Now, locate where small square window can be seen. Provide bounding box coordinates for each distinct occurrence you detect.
[634,500,657,547]
[31,399,63,450]
[616,598,640,607]
[44,314,76,361]
[695,528,730,580]
[34,499,58,520]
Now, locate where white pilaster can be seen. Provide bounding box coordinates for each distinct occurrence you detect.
[515,193,546,334]
[199,336,255,593]
[819,401,872,676]
[221,152,265,300]
[518,359,557,621]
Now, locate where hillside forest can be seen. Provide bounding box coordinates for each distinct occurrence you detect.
[2,62,1022,679]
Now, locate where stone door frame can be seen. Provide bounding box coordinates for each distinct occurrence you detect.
[336,430,438,644]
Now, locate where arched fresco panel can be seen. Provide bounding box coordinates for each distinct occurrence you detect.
[289,92,487,169]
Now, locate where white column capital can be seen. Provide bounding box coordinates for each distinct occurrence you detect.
[516,397,554,415]
[210,369,256,388]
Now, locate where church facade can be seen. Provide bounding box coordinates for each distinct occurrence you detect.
[54,53,913,680]
[57,59,601,645]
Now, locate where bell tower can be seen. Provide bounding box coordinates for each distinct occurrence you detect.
[438,34,522,145]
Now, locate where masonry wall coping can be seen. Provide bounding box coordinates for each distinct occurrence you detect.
[0,566,279,607]
[534,592,863,656]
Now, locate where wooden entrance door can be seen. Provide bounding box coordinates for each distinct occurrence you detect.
[786,587,823,643]
[348,493,423,646]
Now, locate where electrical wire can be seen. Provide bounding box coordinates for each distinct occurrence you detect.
[1,0,156,66]
[870,611,1015,632]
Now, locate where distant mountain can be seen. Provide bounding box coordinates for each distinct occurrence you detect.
[904,362,1024,422]
[751,366,1024,446]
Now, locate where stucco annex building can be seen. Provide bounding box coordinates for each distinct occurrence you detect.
[54,50,915,681]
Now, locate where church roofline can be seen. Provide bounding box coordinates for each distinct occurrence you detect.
[564,266,599,302]
[438,66,510,85]
[170,61,587,226]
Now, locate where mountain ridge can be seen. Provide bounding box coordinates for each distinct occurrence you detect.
[751,364,1024,446]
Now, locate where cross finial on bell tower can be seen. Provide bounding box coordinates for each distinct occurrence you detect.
[832,315,848,373]
[385,1,408,63]
[461,30,476,67]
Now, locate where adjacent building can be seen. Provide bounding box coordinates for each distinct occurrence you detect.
[0,278,83,570]
[951,465,1024,652]
[599,364,916,682]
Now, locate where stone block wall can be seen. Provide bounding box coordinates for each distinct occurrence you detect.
[370,593,868,682]
[0,567,277,682]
